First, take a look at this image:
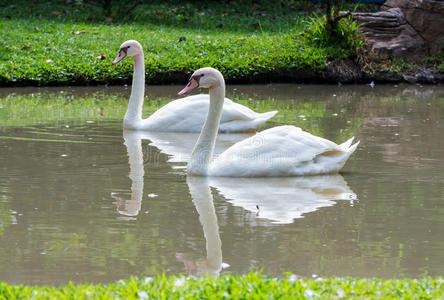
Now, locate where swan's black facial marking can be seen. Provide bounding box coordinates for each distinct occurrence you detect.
[194,73,205,80]
[184,73,203,88]
[112,45,131,65]
[188,73,205,87]
[119,46,130,58]
[178,71,206,95]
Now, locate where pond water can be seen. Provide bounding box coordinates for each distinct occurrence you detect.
[0,84,443,285]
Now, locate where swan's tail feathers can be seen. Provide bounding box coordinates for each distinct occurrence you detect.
[219,110,278,132]
[339,136,355,151]
[336,136,359,160]
[253,110,278,129]
[348,140,360,153]
[258,110,278,121]
[341,138,360,162]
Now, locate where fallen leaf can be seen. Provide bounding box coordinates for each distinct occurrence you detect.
[46,59,53,63]
[73,29,87,35]
[21,45,30,50]
[96,54,106,60]
[178,36,186,42]
[116,31,121,35]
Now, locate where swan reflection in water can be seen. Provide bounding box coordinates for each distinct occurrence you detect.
[176,176,226,276]
[178,175,356,275]
[113,130,357,224]
[112,131,357,274]
[111,131,227,275]
[110,131,145,219]
[209,175,357,225]
[141,131,250,163]
[111,131,248,217]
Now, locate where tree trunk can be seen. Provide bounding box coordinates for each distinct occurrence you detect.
[326,0,349,34]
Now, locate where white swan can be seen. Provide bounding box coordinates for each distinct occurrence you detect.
[178,67,360,177]
[112,40,277,132]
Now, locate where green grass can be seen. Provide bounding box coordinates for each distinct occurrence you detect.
[0,273,443,299]
[0,0,370,86]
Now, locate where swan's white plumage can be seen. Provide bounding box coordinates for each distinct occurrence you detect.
[208,125,359,177]
[114,40,277,133]
[135,94,277,133]
[180,67,359,177]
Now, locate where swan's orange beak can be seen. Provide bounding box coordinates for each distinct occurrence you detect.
[178,77,199,96]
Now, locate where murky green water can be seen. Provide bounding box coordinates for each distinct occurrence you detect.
[0,84,443,285]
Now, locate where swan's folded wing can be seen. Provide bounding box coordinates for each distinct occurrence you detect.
[209,126,344,176]
[145,96,211,132]
[176,95,264,122]
[219,98,261,122]
[147,95,276,132]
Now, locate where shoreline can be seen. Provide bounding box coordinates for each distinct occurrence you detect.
[1,65,443,88]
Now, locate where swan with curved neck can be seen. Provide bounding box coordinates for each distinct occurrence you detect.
[178,67,360,177]
[112,40,277,132]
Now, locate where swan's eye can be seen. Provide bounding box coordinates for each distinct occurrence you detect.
[201,74,205,77]
[127,46,131,48]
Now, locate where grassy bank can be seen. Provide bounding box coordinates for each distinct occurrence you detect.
[1,273,443,299]
[0,0,372,86]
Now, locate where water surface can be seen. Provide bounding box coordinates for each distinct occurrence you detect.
[0,84,443,285]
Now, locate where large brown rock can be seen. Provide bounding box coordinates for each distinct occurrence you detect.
[353,8,424,60]
[382,0,444,54]
[353,0,444,60]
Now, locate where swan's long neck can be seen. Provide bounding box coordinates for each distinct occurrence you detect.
[188,81,225,175]
[124,53,145,128]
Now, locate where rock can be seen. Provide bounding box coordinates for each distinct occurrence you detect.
[382,0,444,55]
[402,68,444,84]
[353,8,424,61]
[352,0,444,60]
